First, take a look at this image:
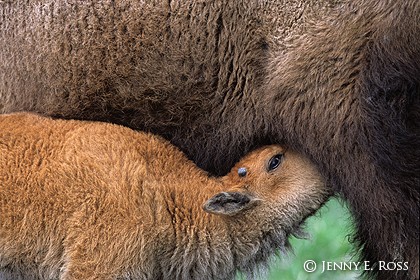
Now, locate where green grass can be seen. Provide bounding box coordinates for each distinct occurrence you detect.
[238,198,360,280]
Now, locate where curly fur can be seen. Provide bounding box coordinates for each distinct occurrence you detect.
[0,1,419,279]
[0,113,329,280]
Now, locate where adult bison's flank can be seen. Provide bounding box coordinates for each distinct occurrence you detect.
[0,1,419,279]
[0,113,329,280]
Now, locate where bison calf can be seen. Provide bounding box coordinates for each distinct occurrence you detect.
[0,113,329,280]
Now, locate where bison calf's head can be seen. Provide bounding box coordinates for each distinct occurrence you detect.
[204,145,330,233]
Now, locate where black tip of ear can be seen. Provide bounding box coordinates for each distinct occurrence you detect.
[215,192,250,205]
[203,192,257,216]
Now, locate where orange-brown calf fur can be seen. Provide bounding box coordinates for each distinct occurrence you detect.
[0,113,329,280]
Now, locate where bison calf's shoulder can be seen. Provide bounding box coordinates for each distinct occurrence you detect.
[0,113,329,280]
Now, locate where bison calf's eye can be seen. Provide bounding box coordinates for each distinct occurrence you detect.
[267,154,283,171]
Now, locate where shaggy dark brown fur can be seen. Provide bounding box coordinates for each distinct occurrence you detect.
[0,1,419,279]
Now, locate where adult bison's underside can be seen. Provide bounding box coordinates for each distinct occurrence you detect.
[1,0,419,279]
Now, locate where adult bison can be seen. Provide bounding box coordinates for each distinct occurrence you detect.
[0,0,419,279]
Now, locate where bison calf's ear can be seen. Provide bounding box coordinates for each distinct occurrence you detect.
[203,192,260,216]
